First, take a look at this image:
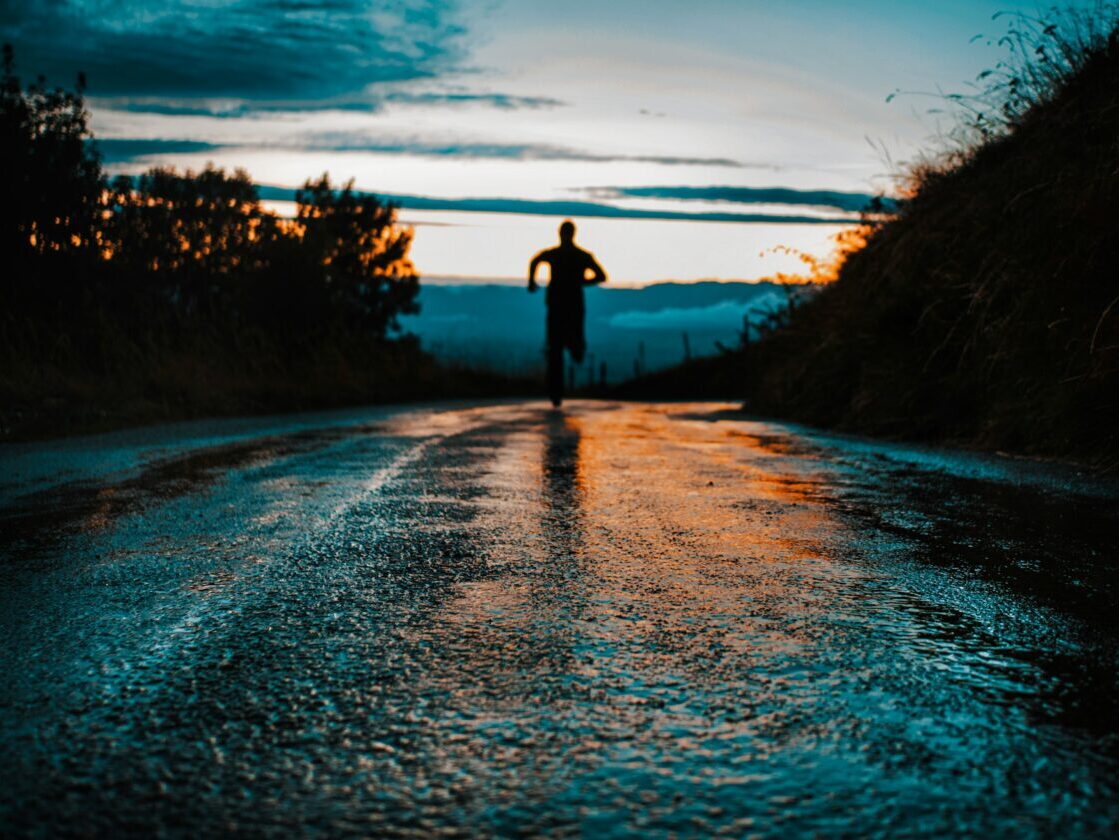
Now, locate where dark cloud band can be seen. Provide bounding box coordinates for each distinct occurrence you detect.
[254,185,853,224]
[95,139,223,163]
[97,90,566,118]
[93,134,754,168]
[298,134,750,167]
[92,163,856,224]
[588,185,896,213]
[383,91,566,109]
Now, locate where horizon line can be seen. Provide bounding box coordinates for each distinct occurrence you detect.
[417,274,803,289]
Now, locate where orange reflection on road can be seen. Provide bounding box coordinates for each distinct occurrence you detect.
[571,403,856,673]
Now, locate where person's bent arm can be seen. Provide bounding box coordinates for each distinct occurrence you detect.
[528,252,545,293]
[586,255,607,285]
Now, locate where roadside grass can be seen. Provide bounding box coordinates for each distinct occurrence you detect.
[0,328,531,440]
[630,8,1119,467]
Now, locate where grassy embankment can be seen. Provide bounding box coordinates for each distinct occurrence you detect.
[623,12,1119,466]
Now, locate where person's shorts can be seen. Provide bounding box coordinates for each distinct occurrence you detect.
[547,309,586,362]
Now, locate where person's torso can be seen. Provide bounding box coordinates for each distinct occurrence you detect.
[544,246,590,309]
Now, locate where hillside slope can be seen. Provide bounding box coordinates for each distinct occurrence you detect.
[400,281,785,378]
[638,24,1118,464]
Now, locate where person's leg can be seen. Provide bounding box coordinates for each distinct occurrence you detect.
[570,308,587,365]
[546,317,564,407]
[557,310,585,404]
[547,342,564,407]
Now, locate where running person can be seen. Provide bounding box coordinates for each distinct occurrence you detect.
[528,220,607,406]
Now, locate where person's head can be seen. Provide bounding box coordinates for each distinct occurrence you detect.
[559,220,576,244]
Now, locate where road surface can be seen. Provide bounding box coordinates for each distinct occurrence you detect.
[1,401,1117,836]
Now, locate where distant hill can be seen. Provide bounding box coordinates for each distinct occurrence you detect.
[400,281,787,384]
[625,18,1119,464]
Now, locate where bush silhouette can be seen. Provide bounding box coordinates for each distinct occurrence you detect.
[0,46,509,437]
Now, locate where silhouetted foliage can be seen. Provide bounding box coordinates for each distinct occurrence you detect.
[94,167,419,330]
[1,44,103,268]
[752,11,1119,462]
[102,167,278,314]
[631,11,1119,466]
[294,175,419,338]
[0,47,511,437]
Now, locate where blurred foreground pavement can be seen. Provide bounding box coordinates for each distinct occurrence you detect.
[1,400,1117,836]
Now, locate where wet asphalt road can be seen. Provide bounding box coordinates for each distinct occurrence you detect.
[1,400,1118,837]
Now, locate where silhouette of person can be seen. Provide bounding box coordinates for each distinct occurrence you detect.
[528,220,607,407]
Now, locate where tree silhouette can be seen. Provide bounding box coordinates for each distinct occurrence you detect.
[0,45,452,434]
[1,44,102,271]
[295,175,418,338]
[103,166,281,316]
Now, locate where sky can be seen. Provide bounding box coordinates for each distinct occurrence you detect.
[2,0,1100,284]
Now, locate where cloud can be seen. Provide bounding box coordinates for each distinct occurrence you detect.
[101,90,566,118]
[94,138,222,163]
[93,129,757,169]
[102,100,384,119]
[295,132,753,167]
[1,0,466,99]
[254,185,854,224]
[588,185,897,213]
[383,91,566,109]
[105,102,262,119]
